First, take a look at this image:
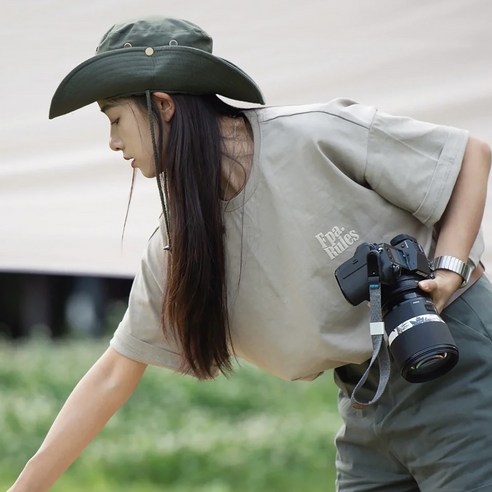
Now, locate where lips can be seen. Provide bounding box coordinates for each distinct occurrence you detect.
[123,156,136,168]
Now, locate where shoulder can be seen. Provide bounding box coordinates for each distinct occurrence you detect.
[245,98,377,129]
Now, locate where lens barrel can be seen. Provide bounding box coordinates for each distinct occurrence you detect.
[384,294,459,382]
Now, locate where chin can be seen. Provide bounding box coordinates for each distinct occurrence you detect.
[139,169,156,179]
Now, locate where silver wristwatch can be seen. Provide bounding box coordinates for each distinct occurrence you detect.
[432,256,473,288]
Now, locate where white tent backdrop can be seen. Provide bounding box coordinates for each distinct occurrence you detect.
[1,0,491,277]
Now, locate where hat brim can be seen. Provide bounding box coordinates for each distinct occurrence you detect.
[49,46,265,118]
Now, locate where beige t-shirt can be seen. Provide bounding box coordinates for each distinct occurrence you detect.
[110,99,478,381]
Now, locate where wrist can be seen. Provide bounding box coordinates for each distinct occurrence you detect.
[432,255,473,288]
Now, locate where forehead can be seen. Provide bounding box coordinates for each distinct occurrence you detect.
[98,99,121,114]
[98,98,146,121]
[98,97,140,114]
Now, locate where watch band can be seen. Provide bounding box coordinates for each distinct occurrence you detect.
[433,256,473,288]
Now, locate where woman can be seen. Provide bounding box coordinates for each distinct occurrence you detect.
[8,16,492,492]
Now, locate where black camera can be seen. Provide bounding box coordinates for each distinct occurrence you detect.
[335,234,458,383]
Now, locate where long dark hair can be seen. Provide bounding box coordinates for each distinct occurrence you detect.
[135,94,242,379]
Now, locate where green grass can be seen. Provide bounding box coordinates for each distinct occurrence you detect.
[0,339,341,491]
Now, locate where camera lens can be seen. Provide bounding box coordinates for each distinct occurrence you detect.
[412,352,448,370]
[384,290,459,383]
[403,347,458,382]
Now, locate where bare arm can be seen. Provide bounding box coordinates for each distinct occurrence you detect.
[419,135,492,310]
[8,346,147,492]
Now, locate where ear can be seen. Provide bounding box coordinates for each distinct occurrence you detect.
[152,92,175,123]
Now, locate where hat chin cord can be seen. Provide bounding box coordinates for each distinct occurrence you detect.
[146,90,172,251]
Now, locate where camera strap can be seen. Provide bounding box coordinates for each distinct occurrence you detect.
[350,274,391,409]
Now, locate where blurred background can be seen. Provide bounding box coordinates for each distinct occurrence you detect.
[1,0,491,490]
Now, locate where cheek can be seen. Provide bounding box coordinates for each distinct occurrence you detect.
[137,139,151,162]
[140,128,155,157]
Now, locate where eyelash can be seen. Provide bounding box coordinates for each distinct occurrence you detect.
[110,118,120,126]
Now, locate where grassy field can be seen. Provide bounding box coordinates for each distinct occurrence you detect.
[0,339,341,491]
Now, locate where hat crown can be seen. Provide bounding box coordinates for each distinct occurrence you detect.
[96,17,213,54]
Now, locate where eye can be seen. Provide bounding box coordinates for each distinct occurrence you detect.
[110,118,120,126]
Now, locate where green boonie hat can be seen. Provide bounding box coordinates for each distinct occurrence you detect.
[49,16,265,119]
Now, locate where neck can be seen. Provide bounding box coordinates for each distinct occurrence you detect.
[220,115,254,201]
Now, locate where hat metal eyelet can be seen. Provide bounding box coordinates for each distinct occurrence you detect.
[169,39,178,46]
[123,42,133,48]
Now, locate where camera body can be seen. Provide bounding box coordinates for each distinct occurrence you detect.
[334,234,432,308]
[335,234,459,382]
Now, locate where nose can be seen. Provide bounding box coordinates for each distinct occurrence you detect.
[109,125,123,152]
[109,135,123,152]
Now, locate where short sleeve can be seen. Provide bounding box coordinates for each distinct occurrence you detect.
[365,109,469,226]
[110,222,183,370]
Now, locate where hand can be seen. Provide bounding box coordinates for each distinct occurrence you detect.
[418,269,463,313]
